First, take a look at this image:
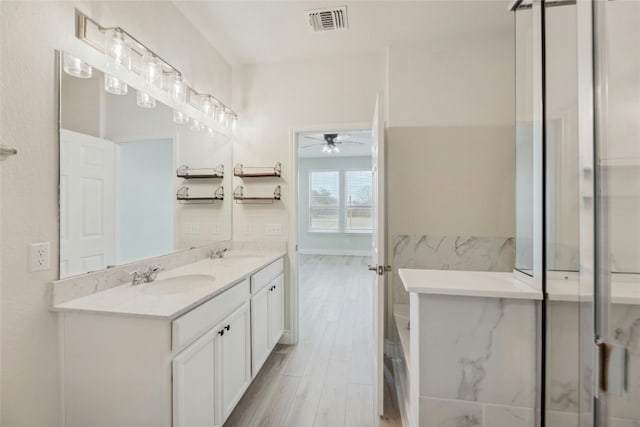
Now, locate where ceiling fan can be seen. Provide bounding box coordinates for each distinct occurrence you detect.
[300,133,366,154]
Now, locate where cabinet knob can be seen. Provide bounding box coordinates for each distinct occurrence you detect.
[218,329,225,336]
[225,324,231,331]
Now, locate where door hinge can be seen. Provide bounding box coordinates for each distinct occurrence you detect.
[595,338,628,397]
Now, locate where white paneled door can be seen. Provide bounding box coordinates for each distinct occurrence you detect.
[59,129,115,277]
[370,93,387,416]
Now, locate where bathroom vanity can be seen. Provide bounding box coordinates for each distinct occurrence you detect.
[394,268,542,427]
[52,249,285,427]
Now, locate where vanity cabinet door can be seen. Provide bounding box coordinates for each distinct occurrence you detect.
[173,329,219,427]
[218,302,251,422]
[268,274,284,348]
[251,284,271,375]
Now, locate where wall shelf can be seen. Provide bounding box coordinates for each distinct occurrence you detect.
[234,162,281,178]
[233,185,281,204]
[177,164,224,179]
[177,186,224,204]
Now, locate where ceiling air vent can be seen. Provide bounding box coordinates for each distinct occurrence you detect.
[306,7,348,33]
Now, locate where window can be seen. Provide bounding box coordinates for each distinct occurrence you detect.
[345,170,373,231]
[309,171,340,231]
[308,169,373,233]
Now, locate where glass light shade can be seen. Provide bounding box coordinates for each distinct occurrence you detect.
[207,126,215,137]
[216,106,226,124]
[190,118,204,132]
[231,115,238,135]
[136,90,156,109]
[171,75,187,103]
[105,29,131,73]
[201,96,214,118]
[63,53,92,79]
[143,53,162,88]
[333,145,340,153]
[173,109,189,124]
[104,74,128,95]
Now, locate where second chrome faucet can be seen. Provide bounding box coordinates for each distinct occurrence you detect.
[130,264,165,286]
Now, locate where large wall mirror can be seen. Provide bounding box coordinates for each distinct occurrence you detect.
[58,51,232,279]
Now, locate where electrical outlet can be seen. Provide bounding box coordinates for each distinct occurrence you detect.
[265,223,282,236]
[29,242,51,272]
[212,223,222,234]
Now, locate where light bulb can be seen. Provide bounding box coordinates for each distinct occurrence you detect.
[143,53,162,88]
[334,145,340,153]
[190,118,204,132]
[173,109,189,124]
[105,28,131,73]
[136,90,156,109]
[322,145,330,153]
[171,74,187,103]
[104,74,128,95]
[63,52,92,79]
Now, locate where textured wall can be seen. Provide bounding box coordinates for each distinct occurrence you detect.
[0,2,231,425]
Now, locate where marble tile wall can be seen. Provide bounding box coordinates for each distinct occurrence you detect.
[416,294,537,427]
[546,301,640,427]
[392,235,515,304]
[50,240,288,306]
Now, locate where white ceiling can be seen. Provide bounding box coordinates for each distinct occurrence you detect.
[298,130,371,158]
[174,1,513,65]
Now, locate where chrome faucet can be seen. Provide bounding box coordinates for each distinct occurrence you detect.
[129,264,165,286]
[144,264,165,282]
[208,248,229,259]
[129,270,146,286]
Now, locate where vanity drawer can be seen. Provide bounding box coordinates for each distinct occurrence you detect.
[172,279,250,352]
[251,258,284,293]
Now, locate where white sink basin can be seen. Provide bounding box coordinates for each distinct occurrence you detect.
[142,274,215,296]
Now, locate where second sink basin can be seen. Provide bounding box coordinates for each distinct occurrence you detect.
[142,274,215,296]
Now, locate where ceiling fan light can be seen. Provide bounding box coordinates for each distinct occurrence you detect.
[333,145,340,153]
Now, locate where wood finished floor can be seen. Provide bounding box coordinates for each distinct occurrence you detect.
[224,255,401,427]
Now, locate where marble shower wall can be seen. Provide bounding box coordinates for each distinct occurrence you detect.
[546,301,640,427]
[392,235,515,304]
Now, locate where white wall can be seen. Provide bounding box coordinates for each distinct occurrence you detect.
[231,53,386,244]
[0,2,231,425]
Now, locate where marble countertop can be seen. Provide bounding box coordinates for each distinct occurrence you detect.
[547,271,640,305]
[52,250,285,319]
[398,269,543,300]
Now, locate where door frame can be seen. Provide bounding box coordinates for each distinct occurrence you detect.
[287,121,372,345]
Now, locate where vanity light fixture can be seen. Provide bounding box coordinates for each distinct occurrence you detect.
[63,52,92,78]
[104,74,128,95]
[74,9,238,135]
[190,118,205,132]
[104,28,131,95]
[136,90,156,109]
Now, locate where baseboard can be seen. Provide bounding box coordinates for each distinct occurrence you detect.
[278,329,295,345]
[298,249,372,256]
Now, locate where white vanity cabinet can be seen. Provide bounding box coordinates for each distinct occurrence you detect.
[173,328,218,427]
[250,258,285,374]
[172,302,251,427]
[56,255,285,427]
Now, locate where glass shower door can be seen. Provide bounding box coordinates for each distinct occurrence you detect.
[590,0,640,425]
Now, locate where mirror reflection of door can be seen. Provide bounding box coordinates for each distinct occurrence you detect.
[59,129,116,277]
